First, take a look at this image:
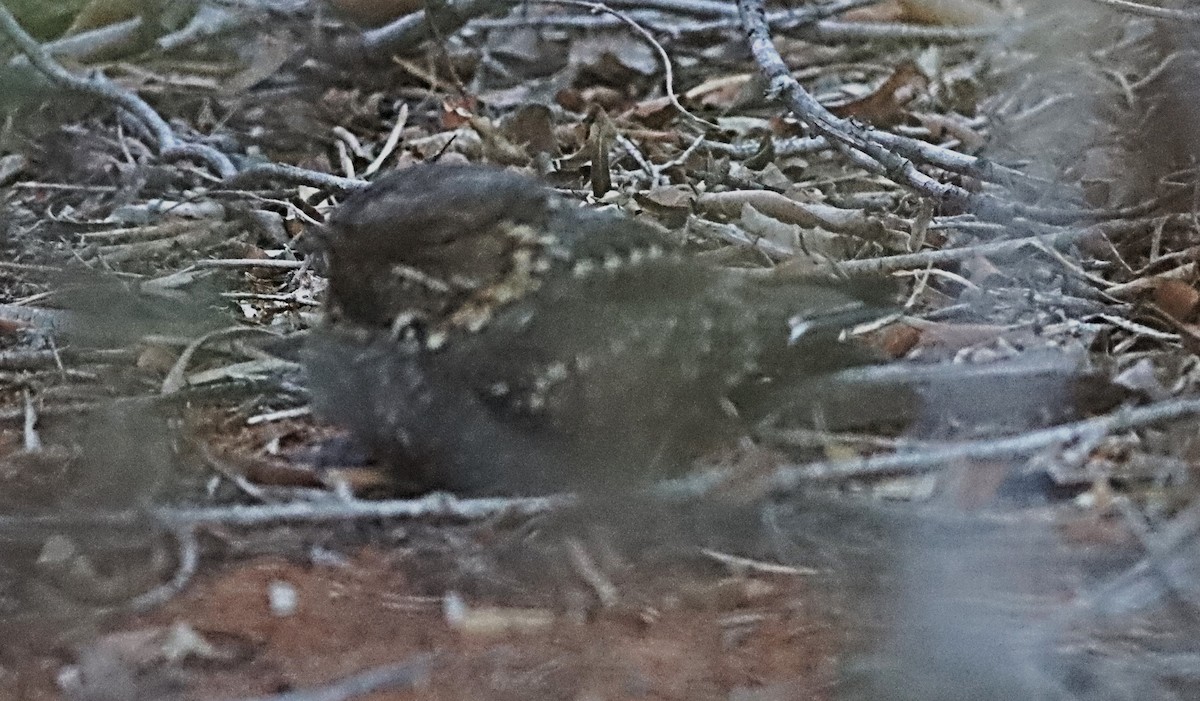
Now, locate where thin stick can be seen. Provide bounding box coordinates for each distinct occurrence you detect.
[364,104,409,177]
[547,0,716,129]
[765,396,1200,491]
[226,655,431,701]
[0,3,236,178]
[225,163,366,194]
[123,525,201,612]
[193,258,305,269]
[0,492,570,533]
[1086,0,1200,21]
[734,0,1121,224]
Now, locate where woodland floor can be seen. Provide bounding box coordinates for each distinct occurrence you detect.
[0,0,1199,699]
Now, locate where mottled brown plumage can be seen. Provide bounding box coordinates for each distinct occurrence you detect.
[304,164,892,494]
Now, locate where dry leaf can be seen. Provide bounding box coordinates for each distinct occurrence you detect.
[578,85,629,112]
[898,0,1005,26]
[589,110,618,196]
[1076,146,1126,208]
[0,154,28,187]
[684,73,754,110]
[136,343,178,374]
[440,96,478,130]
[874,323,922,358]
[502,104,558,157]
[64,0,142,35]
[1112,358,1167,400]
[636,185,694,228]
[830,61,929,128]
[0,319,26,336]
[469,116,530,166]
[223,35,295,94]
[627,95,677,128]
[842,0,908,22]
[569,33,658,87]
[1151,278,1200,323]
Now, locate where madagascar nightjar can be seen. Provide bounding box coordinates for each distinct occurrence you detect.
[303,164,894,494]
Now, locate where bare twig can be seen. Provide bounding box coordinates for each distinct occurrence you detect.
[157,3,251,53]
[22,389,41,451]
[91,222,237,264]
[225,163,365,194]
[246,406,312,425]
[547,0,717,129]
[1113,498,1200,616]
[473,12,1004,43]
[1080,500,1200,619]
[607,0,875,21]
[704,135,830,159]
[193,258,305,269]
[1086,0,1200,21]
[0,492,569,534]
[123,525,201,612]
[0,349,66,371]
[802,18,1007,42]
[161,326,278,395]
[364,104,409,177]
[687,218,794,261]
[605,0,743,17]
[701,548,817,575]
[566,538,619,607]
[734,0,1106,223]
[764,396,1200,491]
[836,228,1089,274]
[28,17,143,62]
[225,655,431,701]
[0,3,236,178]
[350,0,519,57]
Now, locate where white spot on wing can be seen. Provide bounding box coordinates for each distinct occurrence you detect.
[573,259,597,277]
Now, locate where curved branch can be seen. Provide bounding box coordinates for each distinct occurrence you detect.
[735,0,1107,224]
[0,3,236,178]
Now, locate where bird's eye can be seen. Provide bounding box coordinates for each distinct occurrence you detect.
[390,311,428,344]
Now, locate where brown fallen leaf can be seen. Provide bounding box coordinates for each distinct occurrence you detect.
[470,116,531,166]
[502,104,559,157]
[842,0,908,22]
[626,95,677,128]
[872,322,922,358]
[0,318,29,336]
[440,95,478,130]
[1151,278,1200,323]
[830,60,929,128]
[898,0,1006,26]
[636,185,696,228]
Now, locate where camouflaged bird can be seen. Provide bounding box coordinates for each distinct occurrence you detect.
[303,164,893,495]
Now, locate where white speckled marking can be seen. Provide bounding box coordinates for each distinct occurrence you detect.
[572,259,597,277]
